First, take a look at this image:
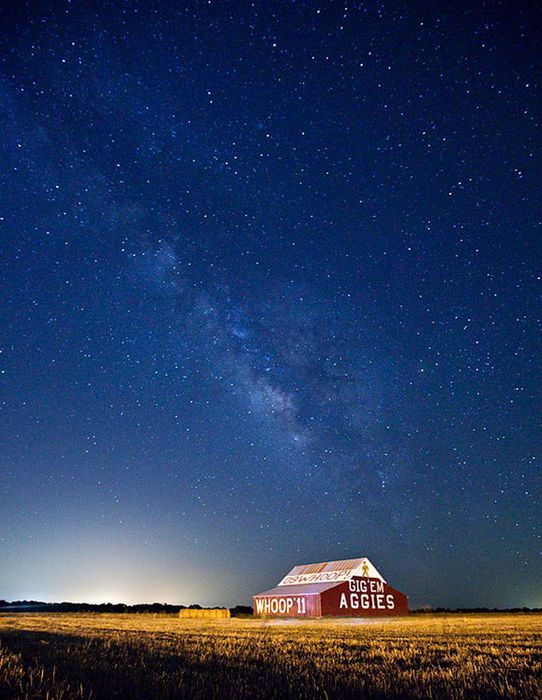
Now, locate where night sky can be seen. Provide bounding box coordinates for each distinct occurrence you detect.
[1,1,540,610]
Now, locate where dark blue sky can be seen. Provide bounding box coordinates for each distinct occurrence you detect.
[1,1,540,608]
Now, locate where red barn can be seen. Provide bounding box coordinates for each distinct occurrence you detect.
[253,557,408,618]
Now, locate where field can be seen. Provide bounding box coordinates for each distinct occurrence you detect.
[0,613,541,699]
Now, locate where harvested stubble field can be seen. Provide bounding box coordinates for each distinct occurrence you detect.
[0,613,541,699]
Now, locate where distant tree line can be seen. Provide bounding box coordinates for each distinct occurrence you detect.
[411,607,541,614]
[1,600,538,615]
[0,600,254,616]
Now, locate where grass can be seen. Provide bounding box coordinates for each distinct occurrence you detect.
[0,612,540,698]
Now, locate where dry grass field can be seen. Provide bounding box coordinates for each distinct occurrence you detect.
[0,612,540,699]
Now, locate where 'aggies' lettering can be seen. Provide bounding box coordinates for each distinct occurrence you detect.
[338,592,396,611]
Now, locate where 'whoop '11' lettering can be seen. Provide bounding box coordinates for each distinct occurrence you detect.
[254,596,307,615]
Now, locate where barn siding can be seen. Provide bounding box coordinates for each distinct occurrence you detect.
[320,577,409,617]
[253,593,321,617]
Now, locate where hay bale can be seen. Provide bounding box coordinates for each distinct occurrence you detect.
[178,608,230,619]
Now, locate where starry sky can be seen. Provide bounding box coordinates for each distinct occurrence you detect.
[1,1,540,609]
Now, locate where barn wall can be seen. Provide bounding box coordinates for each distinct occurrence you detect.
[253,593,321,617]
[320,577,408,616]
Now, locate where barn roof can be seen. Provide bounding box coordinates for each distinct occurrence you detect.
[277,557,385,586]
[256,582,340,597]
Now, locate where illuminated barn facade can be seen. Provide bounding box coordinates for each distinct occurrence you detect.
[253,558,408,618]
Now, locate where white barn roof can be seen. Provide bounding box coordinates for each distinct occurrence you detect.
[257,581,340,597]
[277,557,385,586]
